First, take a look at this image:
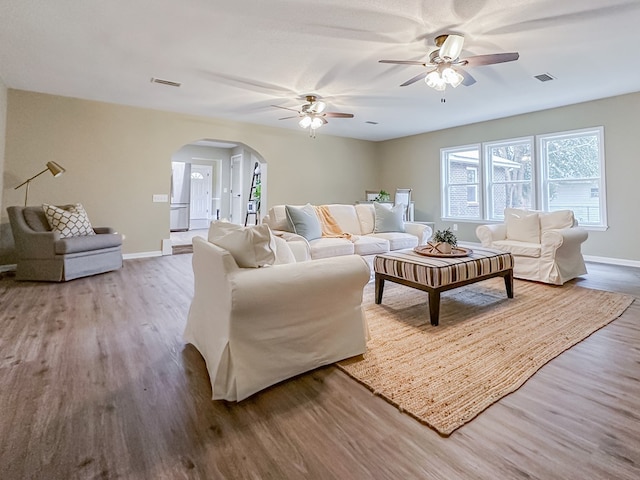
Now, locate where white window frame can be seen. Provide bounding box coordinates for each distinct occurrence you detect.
[484,136,535,221]
[466,166,478,205]
[538,127,607,230]
[440,144,482,221]
[441,127,607,231]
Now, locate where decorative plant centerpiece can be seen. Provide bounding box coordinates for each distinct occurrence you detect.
[430,228,458,254]
[374,190,391,202]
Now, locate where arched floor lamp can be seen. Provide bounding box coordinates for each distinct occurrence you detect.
[14,161,66,206]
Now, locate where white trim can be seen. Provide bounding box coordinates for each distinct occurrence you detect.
[583,255,640,269]
[123,251,163,259]
[2,251,163,273]
[453,243,640,269]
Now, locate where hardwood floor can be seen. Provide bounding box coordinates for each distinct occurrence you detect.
[1,257,639,480]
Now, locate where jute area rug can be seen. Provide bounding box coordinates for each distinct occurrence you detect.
[337,278,633,436]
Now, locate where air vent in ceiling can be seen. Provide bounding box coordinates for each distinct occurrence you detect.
[534,73,555,82]
[150,77,182,87]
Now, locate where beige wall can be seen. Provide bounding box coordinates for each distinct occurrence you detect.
[3,88,639,265]
[377,91,640,261]
[0,90,379,262]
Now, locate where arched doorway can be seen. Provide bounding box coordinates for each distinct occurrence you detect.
[168,139,267,250]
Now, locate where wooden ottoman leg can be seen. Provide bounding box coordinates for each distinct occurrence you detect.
[504,269,514,298]
[375,274,385,304]
[428,289,441,326]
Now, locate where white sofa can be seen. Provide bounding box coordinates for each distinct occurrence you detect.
[262,203,432,261]
[184,224,371,401]
[476,208,588,285]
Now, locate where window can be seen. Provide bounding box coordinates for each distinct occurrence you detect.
[441,146,481,220]
[539,127,606,227]
[441,127,607,229]
[485,137,534,221]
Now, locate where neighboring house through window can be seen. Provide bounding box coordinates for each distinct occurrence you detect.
[441,127,607,229]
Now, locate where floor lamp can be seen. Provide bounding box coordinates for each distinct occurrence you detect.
[14,161,66,206]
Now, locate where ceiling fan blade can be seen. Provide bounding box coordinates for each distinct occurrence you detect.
[459,69,477,87]
[271,105,300,113]
[278,115,299,120]
[400,70,429,87]
[462,52,519,67]
[379,60,427,66]
[439,34,465,60]
[324,112,354,118]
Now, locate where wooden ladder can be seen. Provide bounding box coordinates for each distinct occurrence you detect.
[244,162,261,226]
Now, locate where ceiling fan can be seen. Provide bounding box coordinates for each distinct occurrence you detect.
[271,95,354,137]
[379,34,519,93]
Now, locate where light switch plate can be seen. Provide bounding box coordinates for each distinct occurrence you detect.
[153,194,169,203]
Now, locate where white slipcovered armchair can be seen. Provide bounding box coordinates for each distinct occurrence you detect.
[476,208,588,285]
[184,226,370,402]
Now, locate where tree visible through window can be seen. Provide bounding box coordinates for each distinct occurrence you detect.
[485,137,533,220]
[539,128,605,226]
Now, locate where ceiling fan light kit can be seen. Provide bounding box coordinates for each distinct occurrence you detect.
[379,33,519,95]
[272,95,353,138]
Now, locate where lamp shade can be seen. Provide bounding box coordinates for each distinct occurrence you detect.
[299,116,312,128]
[46,161,66,177]
[310,117,324,129]
[439,34,464,61]
[442,67,464,88]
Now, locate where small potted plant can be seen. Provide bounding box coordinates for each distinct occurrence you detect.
[374,190,391,202]
[431,228,458,254]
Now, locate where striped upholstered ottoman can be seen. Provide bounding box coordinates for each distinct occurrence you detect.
[374,246,514,326]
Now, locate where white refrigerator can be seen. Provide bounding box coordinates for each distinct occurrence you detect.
[170,162,191,231]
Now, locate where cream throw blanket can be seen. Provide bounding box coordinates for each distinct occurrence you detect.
[313,206,358,241]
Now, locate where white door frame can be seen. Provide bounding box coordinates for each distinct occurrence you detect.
[230,154,243,224]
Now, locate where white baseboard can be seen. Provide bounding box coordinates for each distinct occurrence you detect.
[123,251,163,260]
[583,255,640,269]
[3,250,636,271]
[464,241,640,269]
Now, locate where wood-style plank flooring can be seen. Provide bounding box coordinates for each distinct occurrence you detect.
[1,257,639,479]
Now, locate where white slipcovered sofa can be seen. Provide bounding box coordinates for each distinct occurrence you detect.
[184,222,370,401]
[262,203,432,261]
[476,208,588,285]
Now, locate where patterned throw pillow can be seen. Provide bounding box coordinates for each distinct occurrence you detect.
[42,203,96,238]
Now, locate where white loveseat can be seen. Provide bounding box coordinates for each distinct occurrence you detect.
[184,222,371,401]
[476,208,588,285]
[262,203,432,261]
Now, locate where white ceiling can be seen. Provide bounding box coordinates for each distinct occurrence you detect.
[1,0,639,142]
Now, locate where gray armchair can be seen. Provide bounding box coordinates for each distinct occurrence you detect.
[7,206,123,281]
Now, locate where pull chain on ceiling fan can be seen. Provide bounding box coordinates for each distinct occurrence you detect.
[271,95,354,137]
[379,34,519,94]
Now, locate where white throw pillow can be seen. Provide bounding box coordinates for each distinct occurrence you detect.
[208,221,276,268]
[373,202,405,233]
[540,210,575,231]
[504,208,540,243]
[42,203,96,238]
[273,236,296,265]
